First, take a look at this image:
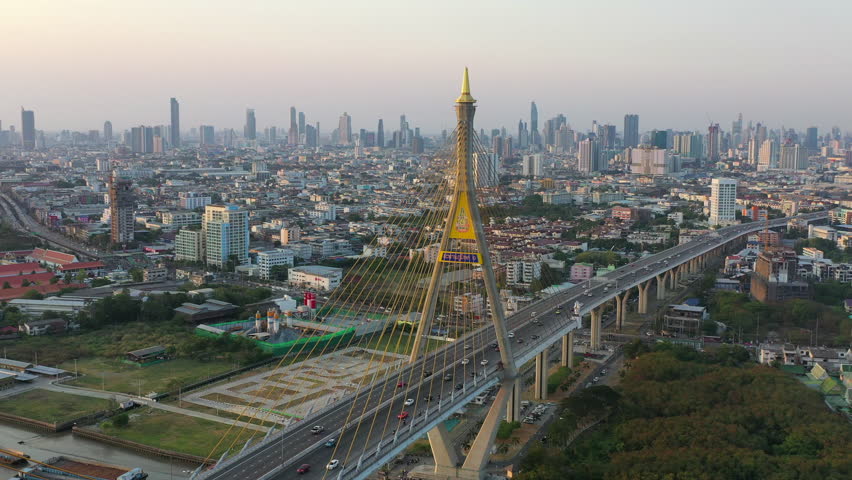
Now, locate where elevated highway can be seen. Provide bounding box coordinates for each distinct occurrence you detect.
[201,211,827,480]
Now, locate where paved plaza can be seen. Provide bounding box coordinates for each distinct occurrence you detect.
[184,347,408,425]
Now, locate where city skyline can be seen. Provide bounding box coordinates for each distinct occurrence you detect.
[3,0,852,133]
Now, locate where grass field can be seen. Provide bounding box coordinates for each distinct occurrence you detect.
[0,389,113,423]
[99,408,260,458]
[362,330,447,355]
[60,358,235,396]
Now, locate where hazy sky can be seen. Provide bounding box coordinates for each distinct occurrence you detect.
[3,0,851,135]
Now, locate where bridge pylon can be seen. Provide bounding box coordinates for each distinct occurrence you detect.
[409,68,518,480]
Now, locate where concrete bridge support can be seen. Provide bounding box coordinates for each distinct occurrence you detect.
[668,268,676,290]
[637,280,650,314]
[456,379,513,479]
[428,422,461,476]
[506,377,521,423]
[534,350,549,400]
[562,332,574,368]
[614,293,624,331]
[619,291,630,329]
[656,273,666,300]
[589,308,602,351]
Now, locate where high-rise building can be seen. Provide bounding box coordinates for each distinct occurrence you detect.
[298,111,306,137]
[170,97,181,148]
[338,112,352,145]
[21,108,35,151]
[805,127,818,150]
[244,109,256,140]
[376,119,384,148]
[709,178,737,226]
[601,124,617,149]
[109,175,135,244]
[530,101,540,147]
[623,114,639,148]
[650,130,668,150]
[288,106,298,145]
[707,123,721,162]
[200,125,215,146]
[731,113,743,147]
[629,147,676,175]
[175,229,204,262]
[578,138,601,174]
[779,143,806,171]
[758,139,778,171]
[203,204,249,268]
[521,154,543,177]
[103,121,113,144]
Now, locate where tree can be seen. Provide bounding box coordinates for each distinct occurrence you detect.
[112,412,129,428]
[21,289,44,300]
[128,268,143,283]
[2,282,10,289]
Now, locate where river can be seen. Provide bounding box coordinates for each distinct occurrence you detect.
[0,423,191,480]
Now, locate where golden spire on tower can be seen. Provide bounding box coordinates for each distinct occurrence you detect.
[455,67,476,104]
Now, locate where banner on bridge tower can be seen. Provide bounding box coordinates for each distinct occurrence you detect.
[449,192,477,240]
[438,251,482,264]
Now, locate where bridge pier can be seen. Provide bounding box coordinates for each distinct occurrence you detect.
[590,307,602,351]
[656,273,666,300]
[506,377,521,423]
[637,280,650,314]
[614,293,624,331]
[667,268,676,289]
[428,422,460,476]
[619,291,630,329]
[457,379,513,479]
[534,350,549,400]
[562,332,574,368]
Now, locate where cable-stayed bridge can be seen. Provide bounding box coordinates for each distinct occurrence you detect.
[193,70,828,480]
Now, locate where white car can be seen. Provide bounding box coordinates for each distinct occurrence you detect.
[460,358,470,365]
[508,331,515,338]
[404,398,414,406]
[327,459,340,470]
[480,359,489,366]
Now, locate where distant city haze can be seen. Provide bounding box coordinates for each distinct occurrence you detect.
[3,0,851,133]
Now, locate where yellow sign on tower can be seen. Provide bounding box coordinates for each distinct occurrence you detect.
[449,191,476,240]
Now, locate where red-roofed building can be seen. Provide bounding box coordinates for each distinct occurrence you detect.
[59,261,106,277]
[0,283,85,302]
[0,262,46,278]
[1,251,34,263]
[26,248,78,268]
[0,272,57,289]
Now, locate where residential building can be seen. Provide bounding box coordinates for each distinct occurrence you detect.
[522,154,543,177]
[505,260,541,286]
[662,304,707,338]
[161,211,201,228]
[175,229,204,262]
[570,263,594,283]
[709,178,737,226]
[109,175,135,244]
[750,248,810,303]
[203,204,249,268]
[280,226,301,245]
[179,192,212,210]
[623,114,639,148]
[629,147,676,175]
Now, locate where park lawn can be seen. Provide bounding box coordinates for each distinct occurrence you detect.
[99,408,260,458]
[60,357,235,396]
[0,389,113,423]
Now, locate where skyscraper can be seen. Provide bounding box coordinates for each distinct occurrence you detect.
[203,204,249,268]
[709,178,737,226]
[298,111,306,137]
[521,154,543,177]
[20,108,35,151]
[731,113,742,147]
[651,130,668,150]
[623,114,639,148]
[338,112,352,145]
[530,102,540,147]
[170,97,181,148]
[377,119,384,148]
[244,109,256,140]
[707,123,721,162]
[288,107,298,145]
[805,127,818,150]
[103,121,113,144]
[758,139,778,171]
[200,125,215,145]
[779,143,806,171]
[109,174,135,244]
[578,138,601,174]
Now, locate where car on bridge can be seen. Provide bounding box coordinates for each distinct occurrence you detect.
[460,358,469,365]
[326,459,340,470]
[397,411,409,420]
[404,398,415,406]
[397,381,407,388]
[324,438,336,447]
[480,359,489,366]
[311,425,324,434]
[296,464,311,474]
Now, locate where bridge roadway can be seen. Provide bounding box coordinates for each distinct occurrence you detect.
[202,211,827,480]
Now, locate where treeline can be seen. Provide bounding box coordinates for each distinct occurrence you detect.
[517,343,852,480]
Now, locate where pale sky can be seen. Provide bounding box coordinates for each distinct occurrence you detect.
[2,0,851,135]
